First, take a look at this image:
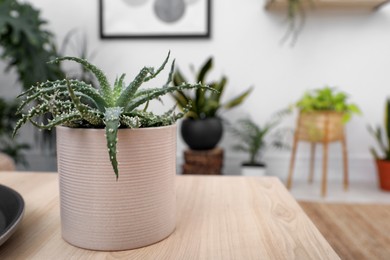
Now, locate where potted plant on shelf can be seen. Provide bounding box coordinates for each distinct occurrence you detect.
[368,99,390,191]
[171,57,252,150]
[229,113,289,176]
[13,52,208,251]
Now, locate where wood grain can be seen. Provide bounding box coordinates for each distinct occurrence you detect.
[0,172,339,259]
[300,201,390,260]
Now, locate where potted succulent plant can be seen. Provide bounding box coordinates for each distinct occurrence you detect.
[230,113,289,176]
[171,57,252,150]
[13,53,208,251]
[294,86,361,142]
[368,99,390,191]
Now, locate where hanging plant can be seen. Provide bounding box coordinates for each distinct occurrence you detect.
[266,0,311,46]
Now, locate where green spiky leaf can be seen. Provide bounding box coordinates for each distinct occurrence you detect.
[104,107,122,180]
[49,56,112,104]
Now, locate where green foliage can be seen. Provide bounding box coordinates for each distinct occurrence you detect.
[229,110,290,165]
[0,98,29,166]
[0,0,64,89]
[171,57,252,119]
[368,99,390,161]
[295,86,361,123]
[13,53,208,179]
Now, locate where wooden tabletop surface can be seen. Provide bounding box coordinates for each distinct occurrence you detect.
[0,172,339,259]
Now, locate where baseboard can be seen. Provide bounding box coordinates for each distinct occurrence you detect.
[22,152,378,183]
[178,154,378,182]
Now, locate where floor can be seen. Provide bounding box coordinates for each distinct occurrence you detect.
[289,179,390,204]
[299,201,390,260]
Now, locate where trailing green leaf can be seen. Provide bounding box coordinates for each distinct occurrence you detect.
[223,87,253,110]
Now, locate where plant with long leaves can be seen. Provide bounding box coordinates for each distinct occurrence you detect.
[171,57,252,119]
[13,52,209,179]
[229,111,291,165]
[368,99,390,161]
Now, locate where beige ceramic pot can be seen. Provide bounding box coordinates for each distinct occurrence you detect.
[56,125,177,251]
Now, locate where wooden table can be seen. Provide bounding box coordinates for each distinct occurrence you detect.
[0,172,339,259]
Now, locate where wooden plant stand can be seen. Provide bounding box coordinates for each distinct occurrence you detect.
[286,111,349,197]
[182,148,224,175]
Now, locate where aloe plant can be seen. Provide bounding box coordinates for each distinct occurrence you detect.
[13,52,207,179]
[368,99,390,161]
[171,57,252,119]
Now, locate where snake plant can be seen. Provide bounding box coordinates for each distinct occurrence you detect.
[13,52,207,179]
[171,57,252,119]
[369,99,390,161]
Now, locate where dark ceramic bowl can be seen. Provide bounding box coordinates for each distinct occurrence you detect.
[0,184,24,246]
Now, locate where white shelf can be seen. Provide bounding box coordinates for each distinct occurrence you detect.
[266,0,390,11]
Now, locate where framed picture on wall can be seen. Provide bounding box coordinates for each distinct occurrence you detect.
[99,0,211,39]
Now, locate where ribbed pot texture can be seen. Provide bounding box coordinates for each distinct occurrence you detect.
[56,125,177,251]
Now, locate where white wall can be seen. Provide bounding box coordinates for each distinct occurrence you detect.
[2,0,390,182]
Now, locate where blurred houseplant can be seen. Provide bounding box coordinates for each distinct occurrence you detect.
[13,53,209,250]
[265,0,307,46]
[0,98,29,166]
[0,0,64,89]
[172,57,252,150]
[294,86,361,142]
[0,0,65,150]
[230,113,290,176]
[368,99,390,191]
[60,29,97,86]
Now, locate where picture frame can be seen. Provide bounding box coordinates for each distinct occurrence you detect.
[99,0,211,39]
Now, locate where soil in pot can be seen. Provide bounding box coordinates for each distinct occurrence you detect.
[181,118,223,150]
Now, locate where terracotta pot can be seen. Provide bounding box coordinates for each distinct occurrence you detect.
[56,125,177,251]
[298,111,344,142]
[375,160,390,191]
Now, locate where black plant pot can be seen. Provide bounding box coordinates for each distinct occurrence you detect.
[181,118,223,150]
